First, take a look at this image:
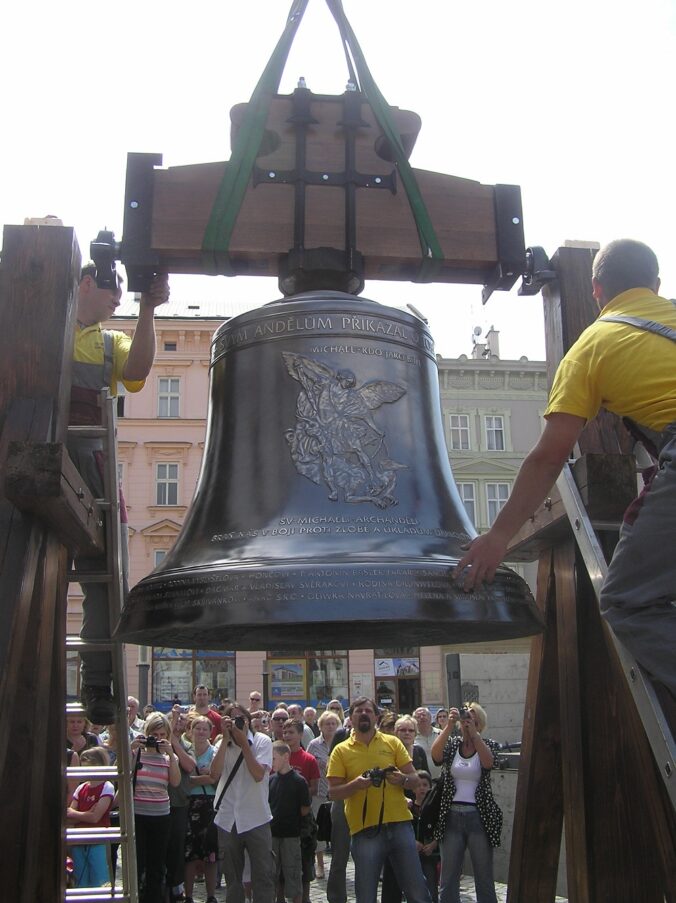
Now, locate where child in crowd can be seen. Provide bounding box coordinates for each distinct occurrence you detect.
[412,770,440,903]
[269,741,311,903]
[66,747,115,887]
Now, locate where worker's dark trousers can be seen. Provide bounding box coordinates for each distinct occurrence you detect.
[601,423,676,696]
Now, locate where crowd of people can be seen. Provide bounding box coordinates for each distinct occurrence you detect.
[66,690,503,903]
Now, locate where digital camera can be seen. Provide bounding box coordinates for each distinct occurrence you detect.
[144,736,159,749]
[362,765,395,787]
[234,716,246,730]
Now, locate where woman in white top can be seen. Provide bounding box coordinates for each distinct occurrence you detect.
[306,710,341,878]
[430,703,503,903]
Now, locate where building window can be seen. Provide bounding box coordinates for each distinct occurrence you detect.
[158,377,180,418]
[457,482,476,524]
[486,482,510,525]
[449,414,470,450]
[485,415,505,451]
[154,549,167,567]
[152,648,235,708]
[156,463,179,506]
[164,342,177,351]
[267,650,349,708]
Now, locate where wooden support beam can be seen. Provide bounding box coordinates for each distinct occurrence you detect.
[0,224,80,902]
[5,440,105,555]
[507,454,637,561]
[507,553,564,901]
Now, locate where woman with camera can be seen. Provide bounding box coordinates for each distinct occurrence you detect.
[183,714,219,903]
[430,704,502,903]
[131,712,181,903]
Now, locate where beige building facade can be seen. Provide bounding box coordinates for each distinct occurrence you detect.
[67,302,546,738]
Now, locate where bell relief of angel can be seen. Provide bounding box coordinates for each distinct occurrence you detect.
[282,352,407,508]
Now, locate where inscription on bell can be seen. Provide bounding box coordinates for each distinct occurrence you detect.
[283,352,406,508]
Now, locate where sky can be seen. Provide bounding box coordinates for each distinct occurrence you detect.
[2,0,675,361]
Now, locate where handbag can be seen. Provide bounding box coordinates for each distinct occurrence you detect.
[316,801,332,842]
[418,772,445,836]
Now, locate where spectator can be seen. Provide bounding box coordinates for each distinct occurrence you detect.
[66,747,114,888]
[184,715,218,903]
[269,741,311,903]
[433,710,449,731]
[304,707,320,738]
[271,708,290,740]
[377,711,398,735]
[327,697,431,903]
[326,700,345,723]
[395,716,430,772]
[128,696,144,733]
[287,705,315,749]
[166,707,197,903]
[211,702,275,903]
[412,771,439,902]
[412,708,441,781]
[131,712,181,903]
[325,725,352,903]
[249,690,264,710]
[431,705,502,903]
[190,685,222,742]
[307,710,342,879]
[67,714,100,754]
[282,720,320,903]
[251,710,271,735]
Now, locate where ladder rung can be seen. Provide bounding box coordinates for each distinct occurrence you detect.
[66,890,129,901]
[66,636,115,652]
[67,766,120,780]
[67,426,107,439]
[67,827,126,844]
[68,572,113,583]
[590,519,622,531]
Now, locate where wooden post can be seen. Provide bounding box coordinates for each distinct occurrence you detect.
[0,225,80,901]
[507,245,676,901]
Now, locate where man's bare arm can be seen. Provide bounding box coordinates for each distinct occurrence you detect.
[123,275,170,381]
[454,413,586,590]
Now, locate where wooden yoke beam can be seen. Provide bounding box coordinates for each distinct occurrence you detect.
[0,225,80,902]
[507,245,676,901]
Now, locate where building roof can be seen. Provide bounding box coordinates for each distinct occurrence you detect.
[114,296,263,321]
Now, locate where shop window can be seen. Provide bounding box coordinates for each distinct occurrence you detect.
[151,648,235,709]
[267,650,349,708]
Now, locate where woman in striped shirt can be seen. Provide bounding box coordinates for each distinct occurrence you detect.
[131,712,181,903]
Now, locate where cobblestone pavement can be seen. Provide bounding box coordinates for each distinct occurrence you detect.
[182,850,568,903]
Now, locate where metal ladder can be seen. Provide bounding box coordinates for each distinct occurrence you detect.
[65,393,138,902]
[556,462,675,809]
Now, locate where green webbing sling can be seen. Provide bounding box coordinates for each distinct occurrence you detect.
[202,0,444,281]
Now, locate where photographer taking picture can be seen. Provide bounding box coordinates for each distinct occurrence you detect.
[210,702,275,903]
[327,697,432,903]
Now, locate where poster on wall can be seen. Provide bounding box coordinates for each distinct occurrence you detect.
[269,659,306,700]
[374,657,420,677]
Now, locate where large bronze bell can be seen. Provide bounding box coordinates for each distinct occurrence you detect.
[116,291,543,650]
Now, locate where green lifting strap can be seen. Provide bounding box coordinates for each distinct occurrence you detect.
[202,0,309,273]
[325,0,444,281]
[202,0,444,282]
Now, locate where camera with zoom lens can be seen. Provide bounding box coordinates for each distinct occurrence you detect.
[234,716,246,730]
[362,765,395,788]
[144,736,159,749]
